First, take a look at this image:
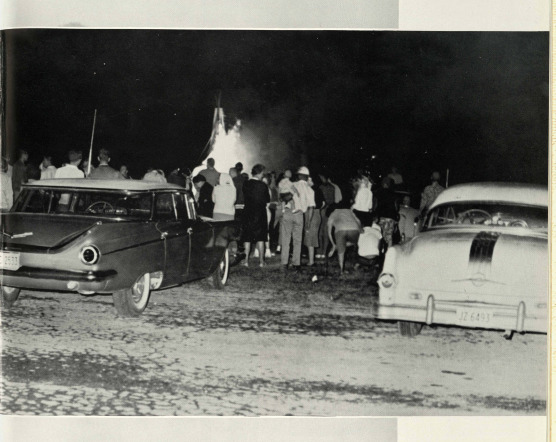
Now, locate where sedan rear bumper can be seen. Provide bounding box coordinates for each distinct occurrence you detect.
[1,267,117,293]
[375,298,547,334]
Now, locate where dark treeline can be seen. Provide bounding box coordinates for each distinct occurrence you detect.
[3,30,549,189]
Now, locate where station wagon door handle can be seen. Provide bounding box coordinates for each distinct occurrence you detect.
[160,231,168,239]
[187,227,193,234]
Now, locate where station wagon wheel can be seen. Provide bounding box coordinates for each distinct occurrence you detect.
[211,248,230,289]
[113,273,151,317]
[1,286,21,309]
[398,321,423,337]
[86,201,114,214]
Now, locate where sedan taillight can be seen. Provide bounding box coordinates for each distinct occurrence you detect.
[379,273,396,288]
[80,245,100,265]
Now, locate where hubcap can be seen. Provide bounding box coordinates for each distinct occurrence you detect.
[131,275,147,304]
[220,250,229,284]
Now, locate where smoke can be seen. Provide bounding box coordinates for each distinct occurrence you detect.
[199,108,301,176]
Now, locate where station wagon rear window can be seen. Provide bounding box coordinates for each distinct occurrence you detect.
[424,202,547,232]
[13,188,153,219]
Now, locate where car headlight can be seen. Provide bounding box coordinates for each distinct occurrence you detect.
[80,245,100,265]
[379,273,396,288]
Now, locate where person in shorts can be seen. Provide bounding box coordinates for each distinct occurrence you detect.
[327,197,363,276]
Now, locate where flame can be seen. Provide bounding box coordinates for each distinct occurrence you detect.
[193,117,259,177]
[193,106,299,177]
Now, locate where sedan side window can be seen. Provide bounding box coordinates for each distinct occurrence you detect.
[155,193,176,221]
[185,193,197,220]
[174,193,189,220]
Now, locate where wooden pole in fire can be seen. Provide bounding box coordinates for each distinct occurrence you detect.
[87,109,97,177]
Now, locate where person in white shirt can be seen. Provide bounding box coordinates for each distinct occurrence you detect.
[54,150,85,179]
[142,169,167,183]
[292,167,315,214]
[212,173,236,221]
[355,220,384,279]
[1,157,13,210]
[387,166,404,187]
[357,222,383,259]
[40,156,57,180]
[275,169,294,254]
[277,169,293,189]
[54,150,85,210]
[352,174,373,226]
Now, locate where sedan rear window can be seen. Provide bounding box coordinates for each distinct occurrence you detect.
[13,188,153,219]
[424,202,547,232]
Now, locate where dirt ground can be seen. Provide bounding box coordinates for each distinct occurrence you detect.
[0,256,547,416]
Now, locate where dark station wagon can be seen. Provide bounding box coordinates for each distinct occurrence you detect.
[0,179,239,316]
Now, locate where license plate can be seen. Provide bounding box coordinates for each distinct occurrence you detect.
[455,308,491,326]
[0,251,21,271]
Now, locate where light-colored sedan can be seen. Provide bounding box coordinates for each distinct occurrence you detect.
[376,182,548,337]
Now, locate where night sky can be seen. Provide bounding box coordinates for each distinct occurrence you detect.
[3,30,549,188]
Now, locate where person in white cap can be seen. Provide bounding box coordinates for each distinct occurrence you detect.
[292,166,317,267]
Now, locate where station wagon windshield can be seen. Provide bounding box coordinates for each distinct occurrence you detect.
[424,202,547,232]
[13,188,153,219]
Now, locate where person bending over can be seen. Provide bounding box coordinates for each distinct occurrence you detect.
[327,199,363,276]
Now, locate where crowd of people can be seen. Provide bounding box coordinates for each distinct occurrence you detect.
[0,147,446,277]
[1,148,132,211]
[186,159,446,277]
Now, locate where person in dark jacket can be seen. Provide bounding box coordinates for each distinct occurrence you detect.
[167,168,186,187]
[193,174,214,217]
[88,148,122,180]
[241,164,270,267]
